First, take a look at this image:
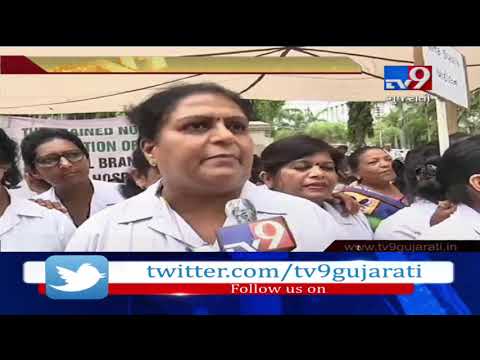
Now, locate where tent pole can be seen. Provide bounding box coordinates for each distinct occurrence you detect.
[436,98,458,154]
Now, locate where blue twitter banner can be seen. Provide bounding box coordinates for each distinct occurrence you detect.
[2,252,480,315]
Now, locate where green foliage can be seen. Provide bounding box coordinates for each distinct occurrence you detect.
[274,128,298,141]
[369,90,480,150]
[458,89,480,134]
[370,101,438,149]
[305,121,348,144]
[251,100,285,123]
[347,102,374,149]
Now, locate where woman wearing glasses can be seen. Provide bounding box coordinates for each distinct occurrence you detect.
[21,128,124,227]
[0,129,75,251]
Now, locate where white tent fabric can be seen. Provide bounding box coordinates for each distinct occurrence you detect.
[0,47,479,114]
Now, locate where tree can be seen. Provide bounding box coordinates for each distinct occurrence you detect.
[250,100,286,138]
[274,128,298,141]
[372,120,402,148]
[306,121,348,144]
[370,101,438,149]
[347,102,374,149]
[251,101,349,142]
[267,108,319,138]
[403,110,430,147]
[458,89,480,134]
[276,109,310,131]
[251,100,285,123]
[415,100,438,143]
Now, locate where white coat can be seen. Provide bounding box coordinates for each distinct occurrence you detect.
[0,189,76,251]
[322,202,373,240]
[66,180,342,252]
[374,198,438,240]
[417,203,480,240]
[256,184,373,240]
[34,179,124,224]
[9,180,45,199]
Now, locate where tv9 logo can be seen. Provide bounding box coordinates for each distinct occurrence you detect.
[217,216,297,252]
[384,66,432,91]
[249,217,296,251]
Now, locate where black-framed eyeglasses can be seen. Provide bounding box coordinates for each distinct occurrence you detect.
[35,150,85,168]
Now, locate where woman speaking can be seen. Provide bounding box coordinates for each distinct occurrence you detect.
[66,83,342,251]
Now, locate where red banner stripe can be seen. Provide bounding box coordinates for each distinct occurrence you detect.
[38,283,414,296]
[0,56,48,74]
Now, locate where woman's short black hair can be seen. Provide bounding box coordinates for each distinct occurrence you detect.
[131,147,151,177]
[119,148,153,199]
[21,128,90,170]
[392,158,407,194]
[250,154,264,185]
[0,129,22,188]
[126,82,256,141]
[403,143,443,204]
[347,146,384,173]
[260,135,344,176]
[436,135,480,205]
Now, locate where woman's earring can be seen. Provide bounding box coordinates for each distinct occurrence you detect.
[147,155,157,167]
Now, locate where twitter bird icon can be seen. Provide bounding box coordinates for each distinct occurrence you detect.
[46,256,108,300]
[50,263,106,292]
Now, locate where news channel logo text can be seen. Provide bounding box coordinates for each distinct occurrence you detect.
[384,66,432,91]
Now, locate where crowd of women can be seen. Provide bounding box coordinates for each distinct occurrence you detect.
[1,82,479,251]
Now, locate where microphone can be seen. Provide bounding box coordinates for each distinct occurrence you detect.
[217,199,297,252]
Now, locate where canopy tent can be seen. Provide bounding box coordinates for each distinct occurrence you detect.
[0,46,479,114]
